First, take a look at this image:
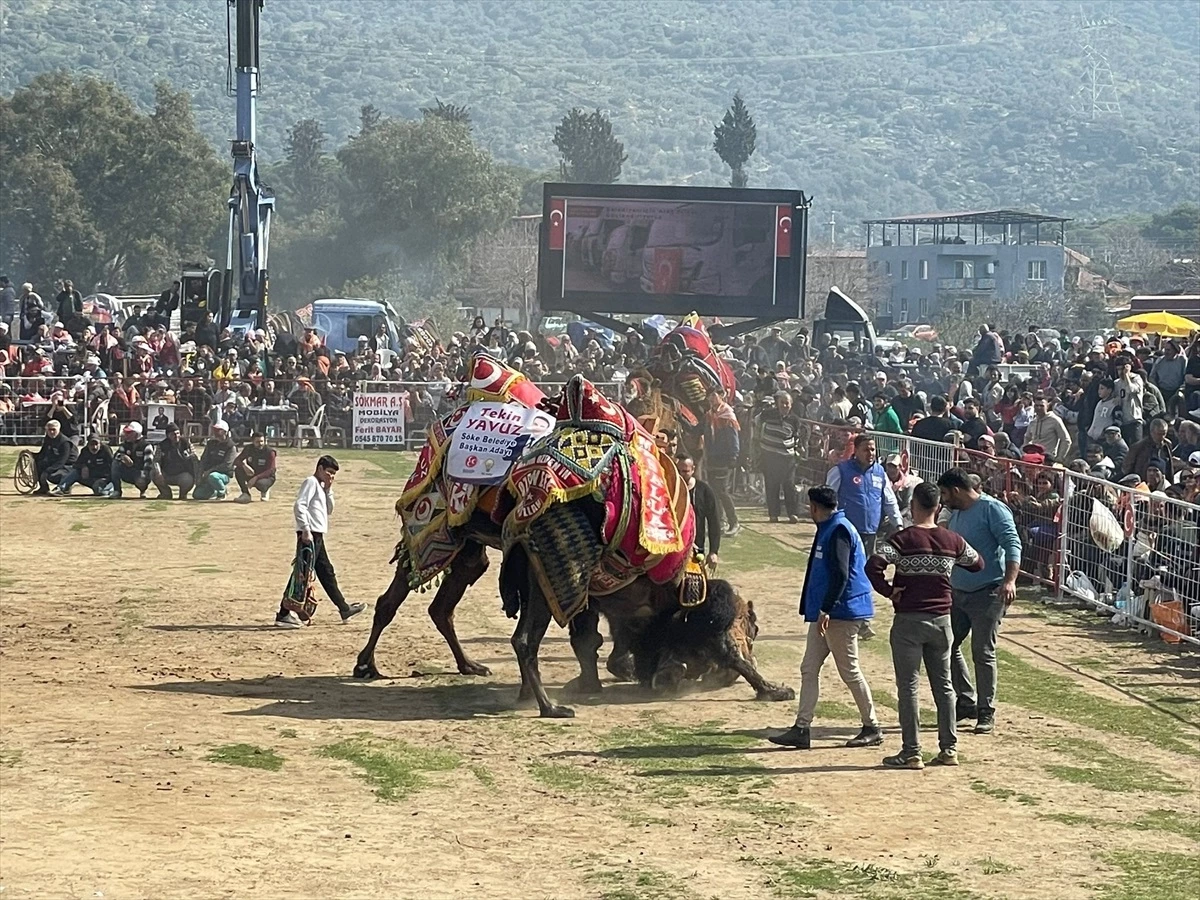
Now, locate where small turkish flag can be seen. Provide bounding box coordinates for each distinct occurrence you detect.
[776,205,792,258]
[652,247,683,294]
[548,199,566,251]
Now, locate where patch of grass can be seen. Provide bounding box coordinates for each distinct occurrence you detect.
[813,699,862,721]
[206,743,283,771]
[278,728,298,739]
[141,500,170,512]
[584,864,699,900]
[187,522,210,544]
[977,856,1020,875]
[1098,850,1200,900]
[1132,809,1200,842]
[997,647,1199,759]
[728,797,807,825]
[1039,811,1106,828]
[720,530,808,573]
[0,748,22,767]
[68,521,88,532]
[1043,738,1186,794]
[319,735,460,801]
[969,780,1040,805]
[758,857,974,899]
[354,451,417,481]
[469,765,495,788]
[527,760,612,794]
[614,809,673,828]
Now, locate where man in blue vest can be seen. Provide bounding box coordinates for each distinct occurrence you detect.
[826,434,902,556]
[769,485,882,750]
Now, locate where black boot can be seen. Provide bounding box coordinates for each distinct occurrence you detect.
[846,725,884,748]
[974,709,995,734]
[768,725,811,749]
[955,697,978,723]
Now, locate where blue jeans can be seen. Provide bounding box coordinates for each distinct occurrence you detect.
[58,469,114,496]
[194,471,231,500]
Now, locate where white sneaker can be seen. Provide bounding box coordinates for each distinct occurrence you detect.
[275,611,302,628]
[261,489,270,501]
[235,493,252,504]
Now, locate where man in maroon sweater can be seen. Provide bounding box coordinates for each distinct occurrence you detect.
[867,481,983,769]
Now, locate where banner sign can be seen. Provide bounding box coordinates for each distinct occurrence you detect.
[353,392,408,445]
[445,401,555,484]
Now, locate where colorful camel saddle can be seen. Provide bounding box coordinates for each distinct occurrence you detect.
[396,355,546,587]
[650,312,736,425]
[504,375,695,626]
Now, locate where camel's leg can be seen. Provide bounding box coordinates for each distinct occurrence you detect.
[605,619,637,682]
[353,562,412,679]
[563,607,603,696]
[428,543,492,676]
[511,591,573,718]
[718,634,795,702]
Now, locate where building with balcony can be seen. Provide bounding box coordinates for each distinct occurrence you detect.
[863,209,1069,324]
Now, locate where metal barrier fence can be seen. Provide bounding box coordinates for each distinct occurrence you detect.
[787,419,1199,646]
[1,375,626,449]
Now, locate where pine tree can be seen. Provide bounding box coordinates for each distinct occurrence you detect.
[422,98,472,132]
[553,108,627,184]
[713,93,757,188]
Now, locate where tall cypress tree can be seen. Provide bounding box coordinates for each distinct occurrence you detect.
[713,93,757,188]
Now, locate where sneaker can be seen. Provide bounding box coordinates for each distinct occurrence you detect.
[974,712,995,735]
[725,523,742,537]
[275,611,302,629]
[929,749,959,766]
[956,699,978,723]
[882,751,924,770]
[769,516,780,524]
[340,602,366,622]
[261,489,270,501]
[845,725,884,748]
[235,493,252,504]
[788,515,800,524]
[767,725,810,749]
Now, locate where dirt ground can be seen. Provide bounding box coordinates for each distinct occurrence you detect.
[1,448,1197,900]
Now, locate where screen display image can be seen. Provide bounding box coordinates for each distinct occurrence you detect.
[541,183,808,319]
[563,200,775,299]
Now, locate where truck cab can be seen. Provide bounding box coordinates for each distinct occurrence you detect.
[309,298,402,354]
[814,286,879,354]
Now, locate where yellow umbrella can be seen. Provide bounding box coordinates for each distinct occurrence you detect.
[1115,310,1200,338]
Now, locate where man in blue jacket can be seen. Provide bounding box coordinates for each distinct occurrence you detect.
[769,485,882,750]
[826,435,902,555]
[937,467,1022,735]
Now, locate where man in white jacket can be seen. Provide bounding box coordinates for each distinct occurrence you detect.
[276,455,366,628]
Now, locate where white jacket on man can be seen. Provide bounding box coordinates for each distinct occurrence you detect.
[294,474,333,534]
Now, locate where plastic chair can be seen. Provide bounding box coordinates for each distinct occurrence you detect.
[294,404,326,448]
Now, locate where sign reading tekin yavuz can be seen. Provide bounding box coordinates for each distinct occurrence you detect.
[539,183,810,319]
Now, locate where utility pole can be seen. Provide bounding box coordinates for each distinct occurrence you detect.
[828,210,837,247]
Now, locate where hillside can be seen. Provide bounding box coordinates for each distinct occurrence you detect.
[3,0,1198,236]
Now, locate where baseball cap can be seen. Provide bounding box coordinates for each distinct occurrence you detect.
[885,454,903,467]
[1103,425,1122,436]
[978,433,996,445]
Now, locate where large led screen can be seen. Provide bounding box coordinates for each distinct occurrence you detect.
[539,183,809,319]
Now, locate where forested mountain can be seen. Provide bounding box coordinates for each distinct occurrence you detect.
[3,0,1198,236]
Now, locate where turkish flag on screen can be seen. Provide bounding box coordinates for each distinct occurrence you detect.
[652,247,683,294]
[776,205,792,258]
[547,199,565,251]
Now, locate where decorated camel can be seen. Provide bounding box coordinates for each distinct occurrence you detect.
[352,356,791,714]
[625,313,738,466]
[495,373,794,718]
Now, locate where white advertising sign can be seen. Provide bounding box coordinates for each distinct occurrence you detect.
[445,401,555,484]
[353,392,407,445]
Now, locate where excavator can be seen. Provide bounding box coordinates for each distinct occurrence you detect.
[186,0,274,336]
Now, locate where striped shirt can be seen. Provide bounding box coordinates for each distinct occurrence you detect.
[757,410,801,458]
[866,525,982,615]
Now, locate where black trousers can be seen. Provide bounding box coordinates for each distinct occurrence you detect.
[707,465,739,528]
[762,455,800,519]
[279,532,349,616]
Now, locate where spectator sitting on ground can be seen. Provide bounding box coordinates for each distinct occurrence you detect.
[32,419,77,495]
[234,432,277,503]
[55,432,115,496]
[153,422,198,500]
[111,422,154,499]
[194,421,237,500]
